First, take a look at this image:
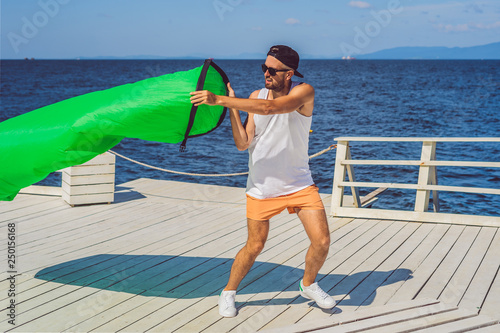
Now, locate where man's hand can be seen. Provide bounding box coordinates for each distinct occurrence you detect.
[190,90,217,106]
[227,82,235,98]
[190,82,234,106]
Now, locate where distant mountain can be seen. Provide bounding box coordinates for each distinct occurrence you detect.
[76,53,267,60]
[76,52,327,60]
[73,42,500,60]
[77,55,202,60]
[356,42,500,60]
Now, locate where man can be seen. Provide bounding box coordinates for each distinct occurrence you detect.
[190,45,334,317]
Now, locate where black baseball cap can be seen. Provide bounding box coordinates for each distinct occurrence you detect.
[267,45,304,78]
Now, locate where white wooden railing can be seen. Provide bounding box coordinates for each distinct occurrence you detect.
[331,137,500,227]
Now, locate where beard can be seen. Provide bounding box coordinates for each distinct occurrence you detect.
[264,77,285,92]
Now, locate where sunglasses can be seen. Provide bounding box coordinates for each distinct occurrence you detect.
[261,64,290,76]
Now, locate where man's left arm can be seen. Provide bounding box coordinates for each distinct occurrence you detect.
[190,84,314,116]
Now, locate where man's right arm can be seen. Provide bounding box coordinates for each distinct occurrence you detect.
[228,85,257,151]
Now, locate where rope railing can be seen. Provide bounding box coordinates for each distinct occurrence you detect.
[108,144,336,177]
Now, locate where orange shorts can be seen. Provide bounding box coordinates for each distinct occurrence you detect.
[246,185,325,221]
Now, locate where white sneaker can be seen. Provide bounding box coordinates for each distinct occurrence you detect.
[218,290,237,317]
[299,279,336,309]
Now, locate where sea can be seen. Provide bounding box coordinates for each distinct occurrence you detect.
[1,59,499,216]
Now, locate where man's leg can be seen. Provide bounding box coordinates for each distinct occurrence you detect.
[295,208,335,309]
[296,208,330,286]
[225,218,270,291]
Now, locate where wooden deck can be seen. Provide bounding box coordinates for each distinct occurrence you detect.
[1,178,499,332]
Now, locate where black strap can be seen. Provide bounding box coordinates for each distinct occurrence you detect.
[180,59,213,152]
[179,59,230,152]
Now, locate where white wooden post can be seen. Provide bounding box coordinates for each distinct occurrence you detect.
[346,146,361,208]
[61,152,116,206]
[331,141,349,216]
[415,141,436,212]
[430,163,440,212]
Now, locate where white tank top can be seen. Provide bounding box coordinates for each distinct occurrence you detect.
[246,82,314,199]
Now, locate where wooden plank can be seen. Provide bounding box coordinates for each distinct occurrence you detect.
[460,229,500,314]
[439,227,496,307]
[417,226,480,301]
[349,223,436,310]
[0,183,324,255]
[256,221,397,331]
[18,186,62,196]
[345,146,361,208]
[429,164,440,212]
[297,222,419,325]
[18,203,239,274]
[360,187,387,205]
[57,153,115,172]
[1,178,497,332]
[412,315,499,332]
[80,152,115,165]
[5,286,130,333]
[360,223,450,308]
[18,204,172,257]
[121,220,371,333]
[334,137,500,142]
[13,202,220,273]
[13,212,242,311]
[85,216,343,332]
[186,228,357,332]
[479,263,500,319]
[261,298,441,333]
[331,141,349,215]
[3,213,250,330]
[0,197,66,222]
[0,195,43,213]
[415,141,436,212]
[311,302,455,333]
[157,217,355,333]
[342,196,378,208]
[338,182,500,196]
[62,164,115,176]
[333,207,500,227]
[188,237,318,333]
[62,192,113,206]
[358,308,478,333]
[2,201,150,253]
[342,160,500,168]
[7,208,292,322]
[62,173,115,186]
[466,324,500,332]
[147,220,364,333]
[388,225,465,304]
[62,182,114,196]
[4,180,229,244]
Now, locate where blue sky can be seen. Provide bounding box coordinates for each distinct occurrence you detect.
[1,0,499,59]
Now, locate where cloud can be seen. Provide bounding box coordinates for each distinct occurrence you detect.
[98,13,114,18]
[465,4,484,14]
[474,21,500,29]
[251,26,262,31]
[285,18,300,25]
[348,1,371,9]
[329,19,348,25]
[435,21,500,33]
[435,23,470,32]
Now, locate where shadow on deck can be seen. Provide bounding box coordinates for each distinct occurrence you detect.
[35,254,412,307]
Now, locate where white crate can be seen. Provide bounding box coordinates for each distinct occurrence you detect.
[61,152,116,206]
